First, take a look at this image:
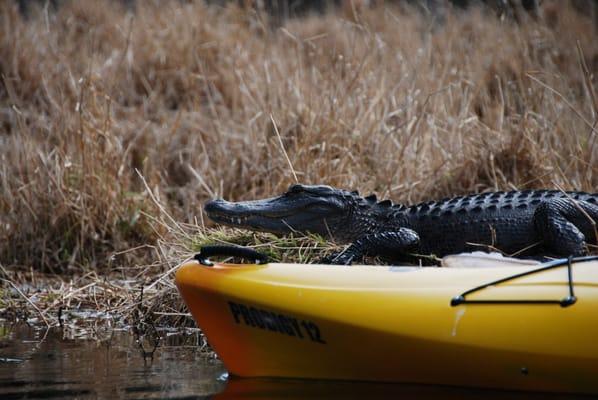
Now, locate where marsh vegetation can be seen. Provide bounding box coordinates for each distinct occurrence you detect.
[1,0,597,326]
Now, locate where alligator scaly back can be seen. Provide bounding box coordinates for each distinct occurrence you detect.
[205,185,598,264]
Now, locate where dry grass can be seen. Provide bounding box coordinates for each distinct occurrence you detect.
[1,0,597,327]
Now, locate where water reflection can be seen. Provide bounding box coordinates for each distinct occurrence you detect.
[0,323,226,399]
[216,378,595,400]
[0,323,594,399]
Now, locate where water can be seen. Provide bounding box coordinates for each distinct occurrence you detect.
[0,323,593,399]
[0,323,226,399]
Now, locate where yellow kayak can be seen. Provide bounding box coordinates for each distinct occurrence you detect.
[175,251,598,394]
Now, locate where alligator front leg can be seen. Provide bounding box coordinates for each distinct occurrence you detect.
[534,198,598,256]
[329,229,420,265]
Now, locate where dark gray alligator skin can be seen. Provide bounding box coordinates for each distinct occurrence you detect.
[204,185,598,264]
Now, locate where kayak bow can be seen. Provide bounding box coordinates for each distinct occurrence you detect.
[176,255,598,394]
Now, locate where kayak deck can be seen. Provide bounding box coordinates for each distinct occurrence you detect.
[175,257,598,394]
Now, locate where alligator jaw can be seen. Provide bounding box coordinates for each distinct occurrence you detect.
[204,195,331,235]
[204,198,293,233]
[204,185,354,237]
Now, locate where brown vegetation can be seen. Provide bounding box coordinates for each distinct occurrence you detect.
[0,0,597,326]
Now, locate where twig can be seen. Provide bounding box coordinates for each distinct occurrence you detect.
[152,312,192,317]
[144,258,191,292]
[526,73,597,135]
[270,114,299,183]
[509,241,543,257]
[187,164,216,198]
[465,242,506,256]
[576,41,598,121]
[1,278,50,327]
[136,169,189,238]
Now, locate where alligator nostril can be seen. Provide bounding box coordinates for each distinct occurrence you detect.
[204,199,225,213]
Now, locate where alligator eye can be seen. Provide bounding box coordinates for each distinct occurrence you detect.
[288,184,304,193]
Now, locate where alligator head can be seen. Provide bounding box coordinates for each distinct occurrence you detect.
[204,184,402,243]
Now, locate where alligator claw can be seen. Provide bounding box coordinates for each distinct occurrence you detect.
[330,250,357,265]
[316,254,334,264]
[318,250,357,265]
[331,252,356,265]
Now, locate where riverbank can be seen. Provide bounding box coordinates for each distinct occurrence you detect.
[0,228,336,331]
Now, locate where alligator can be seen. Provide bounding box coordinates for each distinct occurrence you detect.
[204,184,598,264]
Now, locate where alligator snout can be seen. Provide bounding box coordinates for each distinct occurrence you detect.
[204,199,226,214]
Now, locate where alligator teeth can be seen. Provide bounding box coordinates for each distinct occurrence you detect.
[217,215,250,225]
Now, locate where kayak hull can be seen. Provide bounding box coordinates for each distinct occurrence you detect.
[175,260,598,394]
